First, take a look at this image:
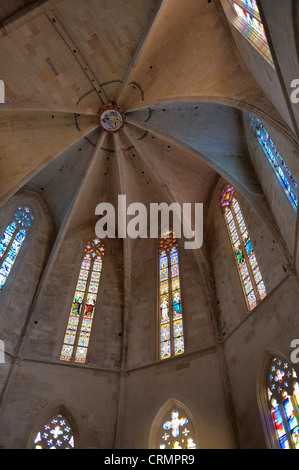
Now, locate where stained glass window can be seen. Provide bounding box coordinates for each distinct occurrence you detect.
[159,231,184,360]
[33,413,75,449]
[232,0,266,38]
[221,185,266,311]
[267,357,299,449]
[250,115,298,212]
[229,1,272,64]
[158,410,196,449]
[60,238,105,364]
[0,207,34,291]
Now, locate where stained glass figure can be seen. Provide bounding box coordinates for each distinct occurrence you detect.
[0,207,33,291]
[267,357,299,449]
[220,185,266,310]
[33,413,75,449]
[159,231,184,360]
[60,238,105,363]
[158,410,196,449]
[250,115,298,212]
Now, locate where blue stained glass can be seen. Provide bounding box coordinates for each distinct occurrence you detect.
[61,238,104,363]
[159,231,184,359]
[0,208,33,291]
[233,2,266,39]
[0,221,17,258]
[250,116,298,211]
[160,253,168,282]
[0,230,27,289]
[243,0,258,12]
[170,249,179,277]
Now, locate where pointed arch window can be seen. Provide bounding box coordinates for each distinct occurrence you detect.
[60,238,105,364]
[154,406,196,449]
[220,185,266,311]
[250,115,298,212]
[267,356,299,449]
[228,0,273,65]
[159,231,184,360]
[33,413,75,449]
[0,207,34,291]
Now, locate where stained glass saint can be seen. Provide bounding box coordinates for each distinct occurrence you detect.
[60,238,105,364]
[159,231,184,359]
[220,185,266,311]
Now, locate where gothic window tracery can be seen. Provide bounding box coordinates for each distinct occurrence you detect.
[267,356,299,449]
[158,409,196,449]
[159,231,184,360]
[60,238,105,364]
[221,185,266,310]
[33,413,75,449]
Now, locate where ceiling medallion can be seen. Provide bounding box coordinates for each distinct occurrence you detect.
[98,104,126,133]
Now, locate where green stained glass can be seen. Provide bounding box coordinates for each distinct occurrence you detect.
[267,357,299,449]
[159,231,185,360]
[60,239,104,363]
[221,185,266,311]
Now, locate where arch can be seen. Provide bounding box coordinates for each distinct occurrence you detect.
[149,398,197,449]
[257,350,299,449]
[27,404,79,449]
[220,184,267,311]
[158,230,185,360]
[60,237,105,364]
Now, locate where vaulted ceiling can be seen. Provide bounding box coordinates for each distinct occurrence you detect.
[0,0,295,239]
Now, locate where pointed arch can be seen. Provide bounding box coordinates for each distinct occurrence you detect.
[0,206,34,291]
[149,398,197,449]
[257,351,299,449]
[28,404,79,449]
[220,184,266,311]
[60,237,105,364]
[158,230,184,360]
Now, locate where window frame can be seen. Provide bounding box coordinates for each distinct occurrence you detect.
[0,206,34,292]
[227,0,274,66]
[158,230,186,361]
[258,352,299,449]
[220,185,267,311]
[59,237,105,365]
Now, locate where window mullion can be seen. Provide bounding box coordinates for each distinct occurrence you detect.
[0,221,19,266]
[233,0,261,21]
[72,258,94,362]
[168,251,174,357]
[231,209,258,306]
[0,230,17,265]
[280,403,295,449]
